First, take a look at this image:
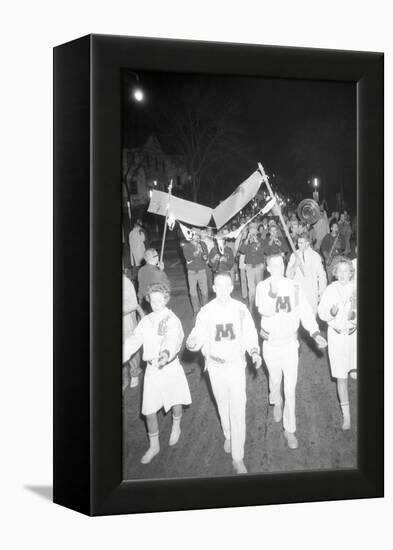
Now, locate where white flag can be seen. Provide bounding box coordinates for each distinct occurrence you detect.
[167,212,176,231]
[178,222,194,241]
[212,171,263,229]
[216,237,225,255]
[148,190,212,226]
[262,197,276,215]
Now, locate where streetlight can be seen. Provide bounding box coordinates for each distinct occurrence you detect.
[127,70,145,103]
[133,87,144,102]
[312,177,319,202]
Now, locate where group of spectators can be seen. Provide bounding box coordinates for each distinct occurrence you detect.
[178,205,356,317]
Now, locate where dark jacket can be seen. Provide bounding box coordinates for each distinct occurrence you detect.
[182,241,209,271]
[239,237,266,267]
[320,233,345,264]
[137,264,170,300]
[208,245,235,272]
[264,236,290,257]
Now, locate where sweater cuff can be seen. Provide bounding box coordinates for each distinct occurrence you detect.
[311,331,321,339]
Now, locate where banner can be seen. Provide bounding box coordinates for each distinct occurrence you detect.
[212,171,263,229]
[178,222,194,241]
[148,190,213,227]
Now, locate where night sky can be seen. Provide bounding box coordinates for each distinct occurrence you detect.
[123,69,356,212]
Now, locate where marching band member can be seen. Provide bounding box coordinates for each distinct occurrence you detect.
[286,233,327,314]
[182,228,209,315]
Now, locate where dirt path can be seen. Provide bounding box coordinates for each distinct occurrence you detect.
[123,242,357,479]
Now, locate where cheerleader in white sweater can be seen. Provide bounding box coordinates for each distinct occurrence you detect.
[123,282,192,464]
[318,258,356,430]
[255,254,327,449]
[186,271,262,475]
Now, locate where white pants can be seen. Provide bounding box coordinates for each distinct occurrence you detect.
[263,340,299,434]
[207,362,246,462]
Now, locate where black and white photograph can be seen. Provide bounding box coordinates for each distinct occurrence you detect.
[3,0,389,543]
[121,70,358,479]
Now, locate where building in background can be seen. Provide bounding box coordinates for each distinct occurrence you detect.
[122,133,190,212]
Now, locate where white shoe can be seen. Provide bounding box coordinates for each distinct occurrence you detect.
[140,445,160,464]
[273,403,282,422]
[130,376,139,388]
[169,424,181,446]
[141,432,160,464]
[224,439,231,454]
[342,417,351,431]
[232,459,247,474]
[340,402,351,430]
[284,430,298,449]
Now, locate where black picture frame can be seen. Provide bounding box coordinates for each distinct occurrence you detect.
[53,34,384,516]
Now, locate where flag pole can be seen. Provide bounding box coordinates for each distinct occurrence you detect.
[159,180,173,264]
[257,163,305,276]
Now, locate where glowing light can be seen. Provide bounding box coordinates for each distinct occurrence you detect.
[313,177,319,188]
[153,180,157,186]
[133,87,144,102]
[149,190,153,198]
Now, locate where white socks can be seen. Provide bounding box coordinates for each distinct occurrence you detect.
[140,432,160,464]
[284,430,299,449]
[141,414,182,464]
[169,414,182,446]
[340,402,351,430]
[273,402,283,422]
[232,459,247,474]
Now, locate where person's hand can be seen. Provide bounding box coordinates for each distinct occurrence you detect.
[348,309,356,321]
[158,350,170,369]
[158,261,164,270]
[314,334,328,349]
[330,304,339,316]
[252,353,262,369]
[269,281,278,297]
[137,307,145,319]
[213,254,220,261]
[186,335,198,351]
[260,327,270,340]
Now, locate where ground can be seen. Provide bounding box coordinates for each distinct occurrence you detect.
[123,238,357,479]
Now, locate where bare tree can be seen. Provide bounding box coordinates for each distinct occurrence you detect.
[156,87,252,203]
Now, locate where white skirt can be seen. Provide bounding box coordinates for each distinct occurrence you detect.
[327,326,357,379]
[142,357,192,415]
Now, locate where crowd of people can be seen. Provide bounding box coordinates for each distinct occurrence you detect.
[122,202,357,475]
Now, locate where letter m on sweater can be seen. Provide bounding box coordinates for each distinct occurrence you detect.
[276,296,291,313]
[215,323,235,341]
